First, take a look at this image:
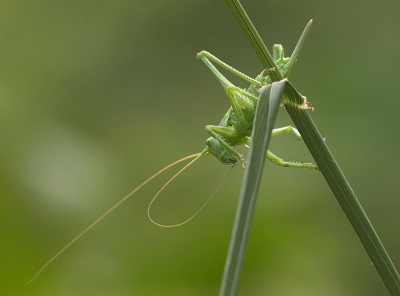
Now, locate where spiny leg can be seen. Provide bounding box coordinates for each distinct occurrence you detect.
[197,52,279,120]
[197,51,273,131]
[270,126,318,169]
[197,51,271,107]
[197,52,254,130]
[197,51,262,87]
[243,127,318,170]
[267,151,319,170]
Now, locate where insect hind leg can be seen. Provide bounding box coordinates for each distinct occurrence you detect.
[197,51,262,87]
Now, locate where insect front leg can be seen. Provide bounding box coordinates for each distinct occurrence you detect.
[225,88,249,130]
[205,125,245,167]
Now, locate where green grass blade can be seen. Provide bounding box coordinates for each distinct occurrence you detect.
[224,0,400,295]
[219,79,287,296]
[285,103,400,296]
[286,19,313,73]
[224,0,282,81]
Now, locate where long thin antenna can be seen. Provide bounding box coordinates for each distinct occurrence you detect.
[148,161,234,228]
[27,153,203,284]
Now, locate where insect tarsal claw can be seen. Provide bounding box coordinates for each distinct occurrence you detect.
[299,96,315,111]
[262,67,275,76]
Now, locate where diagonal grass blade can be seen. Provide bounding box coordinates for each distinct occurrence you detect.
[224,0,400,295]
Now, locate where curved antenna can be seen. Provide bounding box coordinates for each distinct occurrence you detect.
[148,162,234,228]
[27,153,202,284]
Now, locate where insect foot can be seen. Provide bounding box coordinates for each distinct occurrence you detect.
[301,96,314,111]
[262,67,275,76]
[260,67,275,86]
[196,50,208,60]
[280,96,315,111]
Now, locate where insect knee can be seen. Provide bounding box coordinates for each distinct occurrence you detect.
[205,125,214,134]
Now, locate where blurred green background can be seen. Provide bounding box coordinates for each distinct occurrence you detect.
[1,0,399,295]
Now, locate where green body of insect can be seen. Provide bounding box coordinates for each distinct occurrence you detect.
[197,44,318,170]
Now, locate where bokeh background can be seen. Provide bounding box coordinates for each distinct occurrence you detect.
[1,0,399,295]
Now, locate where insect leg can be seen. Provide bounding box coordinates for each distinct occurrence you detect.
[242,126,302,146]
[197,53,255,129]
[197,51,262,87]
[227,85,259,104]
[225,87,249,130]
[266,151,319,170]
[271,126,302,140]
[242,136,318,170]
